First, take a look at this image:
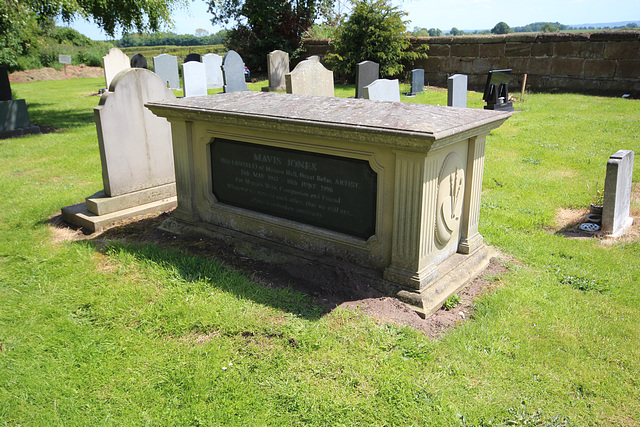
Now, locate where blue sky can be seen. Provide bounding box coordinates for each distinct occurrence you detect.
[65,0,640,40]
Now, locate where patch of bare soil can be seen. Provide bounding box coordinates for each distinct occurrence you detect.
[551,183,640,243]
[9,65,104,83]
[47,210,509,337]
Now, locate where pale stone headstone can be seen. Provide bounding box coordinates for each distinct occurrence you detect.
[356,61,379,98]
[447,74,468,108]
[184,53,202,63]
[307,55,321,62]
[94,68,176,196]
[602,150,635,236]
[285,60,334,97]
[153,54,180,90]
[131,53,148,69]
[363,79,401,102]
[202,53,223,89]
[182,61,208,97]
[102,48,131,89]
[409,69,425,96]
[222,50,249,93]
[265,50,289,91]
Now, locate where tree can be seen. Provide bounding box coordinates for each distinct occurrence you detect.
[325,0,427,81]
[491,21,511,34]
[1,0,185,69]
[428,28,442,37]
[207,0,333,71]
[195,28,209,37]
[541,23,556,33]
[450,27,463,36]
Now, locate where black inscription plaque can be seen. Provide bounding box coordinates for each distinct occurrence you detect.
[211,139,377,239]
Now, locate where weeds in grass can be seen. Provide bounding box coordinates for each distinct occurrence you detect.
[443,294,462,310]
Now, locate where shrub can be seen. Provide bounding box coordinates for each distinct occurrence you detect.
[325,0,427,82]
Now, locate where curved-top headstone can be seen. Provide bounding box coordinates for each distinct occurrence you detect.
[94,68,176,197]
[266,50,289,91]
[285,60,334,97]
[363,79,400,102]
[184,53,202,63]
[130,53,148,69]
[356,60,379,98]
[102,48,131,89]
[153,54,180,90]
[222,50,249,93]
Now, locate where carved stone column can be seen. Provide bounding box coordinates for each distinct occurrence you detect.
[459,135,487,254]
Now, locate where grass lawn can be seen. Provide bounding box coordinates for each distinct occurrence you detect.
[1,77,639,425]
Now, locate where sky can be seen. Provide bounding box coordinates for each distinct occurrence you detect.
[64,0,640,41]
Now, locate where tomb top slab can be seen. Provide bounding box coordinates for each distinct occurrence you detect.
[147,91,510,146]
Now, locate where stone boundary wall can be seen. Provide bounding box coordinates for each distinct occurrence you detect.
[302,31,640,95]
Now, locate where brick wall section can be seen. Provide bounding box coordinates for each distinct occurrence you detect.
[302,31,640,94]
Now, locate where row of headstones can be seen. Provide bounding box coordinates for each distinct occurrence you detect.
[102,48,249,96]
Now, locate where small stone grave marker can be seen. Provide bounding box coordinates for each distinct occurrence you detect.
[356,61,379,98]
[363,79,400,102]
[285,60,334,97]
[0,66,12,101]
[447,74,468,108]
[153,54,181,90]
[222,50,249,93]
[131,53,148,69]
[602,150,635,237]
[183,61,208,97]
[263,50,289,91]
[0,66,40,138]
[202,53,223,89]
[102,48,131,89]
[408,69,424,96]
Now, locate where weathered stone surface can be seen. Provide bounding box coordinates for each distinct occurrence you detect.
[447,74,467,108]
[527,57,553,75]
[285,60,334,97]
[583,60,616,79]
[550,58,584,77]
[94,68,176,197]
[427,44,450,56]
[602,150,635,237]
[131,53,148,68]
[222,50,249,93]
[451,43,479,57]
[153,54,180,90]
[202,53,223,89]
[0,99,41,138]
[604,42,640,60]
[356,60,379,98]
[182,61,208,97]
[616,60,640,79]
[265,50,289,91]
[479,43,505,58]
[363,79,400,102]
[102,48,131,89]
[530,42,554,57]
[505,43,531,57]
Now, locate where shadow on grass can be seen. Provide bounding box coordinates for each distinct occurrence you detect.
[26,102,96,131]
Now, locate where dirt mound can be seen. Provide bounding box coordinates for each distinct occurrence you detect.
[9,65,104,83]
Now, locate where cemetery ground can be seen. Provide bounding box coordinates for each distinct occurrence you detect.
[1,76,639,425]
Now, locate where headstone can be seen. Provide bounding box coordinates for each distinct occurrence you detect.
[285,60,334,97]
[482,69,514,111]
[102,48,131,89]
[202,53,223,89]
[602,150,635,236]
[58,55,72,65]
[356,61,379,98]
[0,66,41,138]
[263,50,289,92]
[184,53,202,63]
[447,74,468,108]
[0,66,12,101]
[153,54,180,90]
[363,79,401,102]
[130,53,148,69]
[222,50,249,93]
[182,61,208,97]
[408,69,424,96]
[307,55,321,62]
[61,68,178,231]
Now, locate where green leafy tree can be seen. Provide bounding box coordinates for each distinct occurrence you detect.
[428,28,442,37]
[1,0,185,70]
[326,0,427,81]
[491,21,511,34]
[207,0,333,71]
[450,27,463,36]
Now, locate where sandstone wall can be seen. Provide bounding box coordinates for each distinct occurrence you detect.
[302,32,640,94]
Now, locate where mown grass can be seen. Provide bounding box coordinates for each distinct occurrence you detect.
[1,77,639,425]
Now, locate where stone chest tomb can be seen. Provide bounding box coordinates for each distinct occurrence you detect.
[147,92,510,316]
